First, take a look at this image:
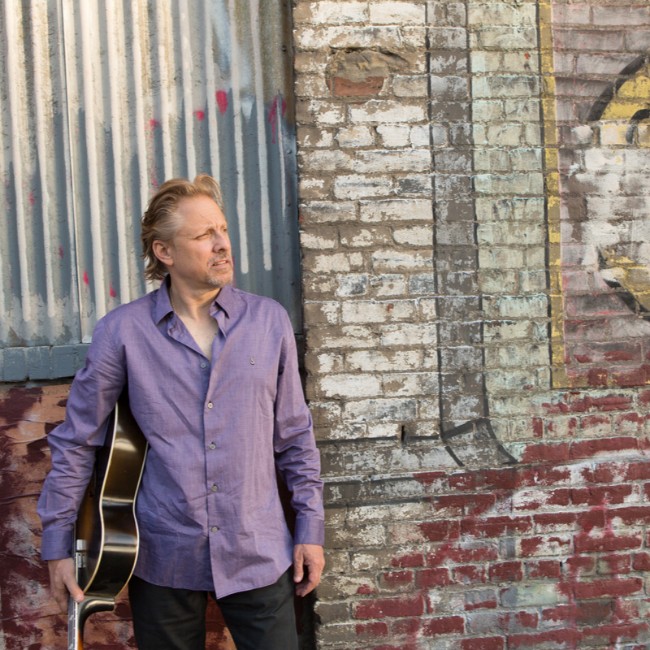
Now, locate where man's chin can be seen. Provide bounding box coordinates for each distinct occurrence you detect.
[207,274,234,289]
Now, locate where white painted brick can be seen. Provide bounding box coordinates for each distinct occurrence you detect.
[298,177,330,199]
[372,249,433,272]
[410,125,431,147]
[293,1,368,24]
[309,251,365,273]
[339,226,392,248]
[477,222,545,246]
[369,274,408,297]
[319,373,382,398]
[297,99,345,125]
[300,201,357,223]
[336,125,375,148]
[478,246,525,269]
[310,325,378,350]
[393,225,433,246]
[382,372,439,397]
[471,51,503,74]
[479,270,518,293]
[472,75,540,99]
[380,323,438,347]
[334,175,394,199]
[295,26,404,50]
[369,2,426,24]
[491,295,548,319]
[393,75,428,97]
[342,397,418,423]
[473,123,527,147]
[347,349,422,372]
[468,3,537,27]
[349,100,426,124]
[298,126,334,148]
[473,99,506,123]
[303,301,341,326]
[300,149,354,171]
[477,27,538,50]
[295,74,330,98]
[376,124,411,148]
[486,343,549,369]
[294,50,329,75]
[354,149,431,173]
[299,231,338,251]
[504,99,541,122]
[306,351,345,374]
[474,172,544,196]
[336,274,369,297]
[360,199,433,222]
[341,300,417,324]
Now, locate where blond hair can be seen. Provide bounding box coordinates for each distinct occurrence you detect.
[141,174,225,281]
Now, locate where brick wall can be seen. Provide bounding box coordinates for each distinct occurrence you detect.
[3,1,650,649]
[294,1,650,649]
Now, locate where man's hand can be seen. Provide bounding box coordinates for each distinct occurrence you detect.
[48,558,84,613]
[293,543,325,597]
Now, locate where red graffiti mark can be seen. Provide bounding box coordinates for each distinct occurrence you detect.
[267,95,287,144]
[216,90,228,114]
[148,118,160,130]
[28,191,36,206]
[194,110,205,121]
[83,271,89,286]
[109,284,117,299]
[58,246,64,259]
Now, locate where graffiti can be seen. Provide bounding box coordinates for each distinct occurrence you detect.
[547,0,650,388]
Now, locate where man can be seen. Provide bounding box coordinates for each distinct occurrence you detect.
[38,174,325,649]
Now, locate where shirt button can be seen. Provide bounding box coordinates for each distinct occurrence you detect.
[208,442,216,450]
[211,526,219,533]
[207,402,214,409]
[200,362,208,369]
[211,484,218,492]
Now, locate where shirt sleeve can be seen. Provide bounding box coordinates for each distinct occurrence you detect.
[37,316,126,560]
[272,310,325,547]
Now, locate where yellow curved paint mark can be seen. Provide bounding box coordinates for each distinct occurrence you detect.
[601,64,650,121]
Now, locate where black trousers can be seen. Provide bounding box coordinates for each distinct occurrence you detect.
[128,570,299,650]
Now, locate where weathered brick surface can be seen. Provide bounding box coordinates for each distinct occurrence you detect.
[4,1,650,649]
[293,0,650,648]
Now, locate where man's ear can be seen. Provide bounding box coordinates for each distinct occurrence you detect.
[152,240,173,266]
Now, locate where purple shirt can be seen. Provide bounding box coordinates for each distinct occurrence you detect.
[38,282,324,598]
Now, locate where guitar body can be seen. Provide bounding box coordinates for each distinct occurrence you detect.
[68,393,148,650]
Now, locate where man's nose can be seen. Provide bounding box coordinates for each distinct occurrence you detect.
[213,233,229,249]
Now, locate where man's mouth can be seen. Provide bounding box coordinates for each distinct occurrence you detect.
[211,258,231,269]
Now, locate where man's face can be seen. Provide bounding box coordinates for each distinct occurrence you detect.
[166,194,234,291]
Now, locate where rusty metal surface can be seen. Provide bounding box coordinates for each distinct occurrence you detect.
[0,0,300,378]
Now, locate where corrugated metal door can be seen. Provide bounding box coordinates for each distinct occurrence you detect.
[0,0,300,377]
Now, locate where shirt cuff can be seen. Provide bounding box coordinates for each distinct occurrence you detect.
[294,516,325,546]
[41,527,74,561]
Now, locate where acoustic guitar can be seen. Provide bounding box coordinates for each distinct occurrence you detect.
[67,393,148,650]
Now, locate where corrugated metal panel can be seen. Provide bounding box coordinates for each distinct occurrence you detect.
[0,0,300,368]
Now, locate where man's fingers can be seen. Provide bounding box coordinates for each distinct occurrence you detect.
[293,544,325,597]
[48,558,84,612]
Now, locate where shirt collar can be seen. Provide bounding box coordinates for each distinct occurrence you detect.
[153,277,234,325]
